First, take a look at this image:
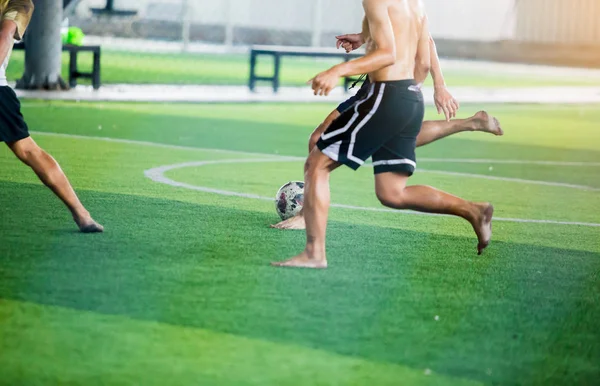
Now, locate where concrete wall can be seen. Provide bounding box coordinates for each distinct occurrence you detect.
[425,0,516,41]
[73,0,600,46]
[73,0,514,42]
[516,0,600,45]
[76,0,363,31]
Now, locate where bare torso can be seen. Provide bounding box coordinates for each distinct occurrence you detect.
[363,0,427,82]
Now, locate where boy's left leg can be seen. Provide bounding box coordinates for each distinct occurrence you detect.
[272,149,340,268]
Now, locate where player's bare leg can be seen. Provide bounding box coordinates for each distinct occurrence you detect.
[271,115,337,231]
[272,150,340,268]
[417,111,503,147]
[271,111,502,230]
[374,172,493,254]
[8,137,104,233]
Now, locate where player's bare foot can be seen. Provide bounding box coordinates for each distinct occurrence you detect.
[471,111,503,136]
[271,250,327,269]
[471,203,493,255]
[74,215,104,233]
[270,214,306,230]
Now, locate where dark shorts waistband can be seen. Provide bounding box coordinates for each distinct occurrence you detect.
[371,79,417,87]
[375,79,422,101]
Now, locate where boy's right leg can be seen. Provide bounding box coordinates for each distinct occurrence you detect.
[7,137,104,233]
[374,171,493,254]
[273,110,502,230]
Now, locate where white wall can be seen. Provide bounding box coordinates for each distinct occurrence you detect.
[424,0,517,41]
[74,0,516,42]
[516,0,600,44]
[76,0,364,31]
[71,0,600,47]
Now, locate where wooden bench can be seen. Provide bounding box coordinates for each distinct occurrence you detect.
[13,42,102,90]
[249,45,365,93]
[90,0,138,16]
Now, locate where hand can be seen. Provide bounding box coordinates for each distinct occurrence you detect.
[434,86,460,121]
[308,68,341,96]
[336,33,363,53]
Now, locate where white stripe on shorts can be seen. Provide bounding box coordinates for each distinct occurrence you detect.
[347,84,386,165]
[321,84,376,141]
[321,140,342,162]
[372,158,417,168]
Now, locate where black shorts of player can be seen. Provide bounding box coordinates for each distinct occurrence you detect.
[336,78,371,113]
[0,86,30,143]
[317,79,424,176]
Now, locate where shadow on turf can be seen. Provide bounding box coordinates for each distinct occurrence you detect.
[0,181,598,385]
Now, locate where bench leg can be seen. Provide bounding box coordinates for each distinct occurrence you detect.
[273,54,281,93]
[93,50,101,90]
[69,50,78,89]
[249,52,257,92]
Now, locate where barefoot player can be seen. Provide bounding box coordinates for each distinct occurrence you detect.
[272,0,493,268]
[0,0,103,233]
[272,27,502,231]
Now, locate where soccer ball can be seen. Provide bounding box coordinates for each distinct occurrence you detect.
[275,181,305,220]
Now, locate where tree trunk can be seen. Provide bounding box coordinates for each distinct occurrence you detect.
[16,0,68,90]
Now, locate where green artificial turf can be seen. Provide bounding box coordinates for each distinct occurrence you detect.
[0,101,599,385]
[6,50,600,88]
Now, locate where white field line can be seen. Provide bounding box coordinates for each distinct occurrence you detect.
[29,132,600,226]
[32,131,600,167]
[144,159,600,228]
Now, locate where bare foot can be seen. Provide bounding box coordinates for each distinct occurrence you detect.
[472,203,494,255]
[472,111,504,136]
[74,215,104,233]
[271,250,327,269]
[270,214,306,230]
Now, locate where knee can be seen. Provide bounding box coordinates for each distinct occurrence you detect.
[304,157,315,177]
[13,144,43,164]
[303,153,331,180]
[376,186,406,209]
[308,127,324,153]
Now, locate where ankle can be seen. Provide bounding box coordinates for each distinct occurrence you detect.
[464,119,478,132]
[464,204,481,224]
[72,208,91,221]
[305,244,326,260]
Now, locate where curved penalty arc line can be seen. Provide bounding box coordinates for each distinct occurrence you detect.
[144,159,600,228]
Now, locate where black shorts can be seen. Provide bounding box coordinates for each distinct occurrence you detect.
[0,86,30,143]
[317,79,424,175]
[336,78,370,113]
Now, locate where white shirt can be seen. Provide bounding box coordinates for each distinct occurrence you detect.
[0,45,13,86]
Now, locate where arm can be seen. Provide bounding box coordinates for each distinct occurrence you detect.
[0,20,17,66]
[334,0,396,78]
[413,15,431,85]
[1,0,34,64]
[429,34,460,120]
[309,0,395,96]
[336,17,370,53]
[336,33,364,53]
[429,35,445,88]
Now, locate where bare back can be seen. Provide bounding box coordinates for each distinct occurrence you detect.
[363,0,429,82]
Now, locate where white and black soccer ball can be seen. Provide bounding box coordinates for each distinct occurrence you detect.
[275,181,305,220]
